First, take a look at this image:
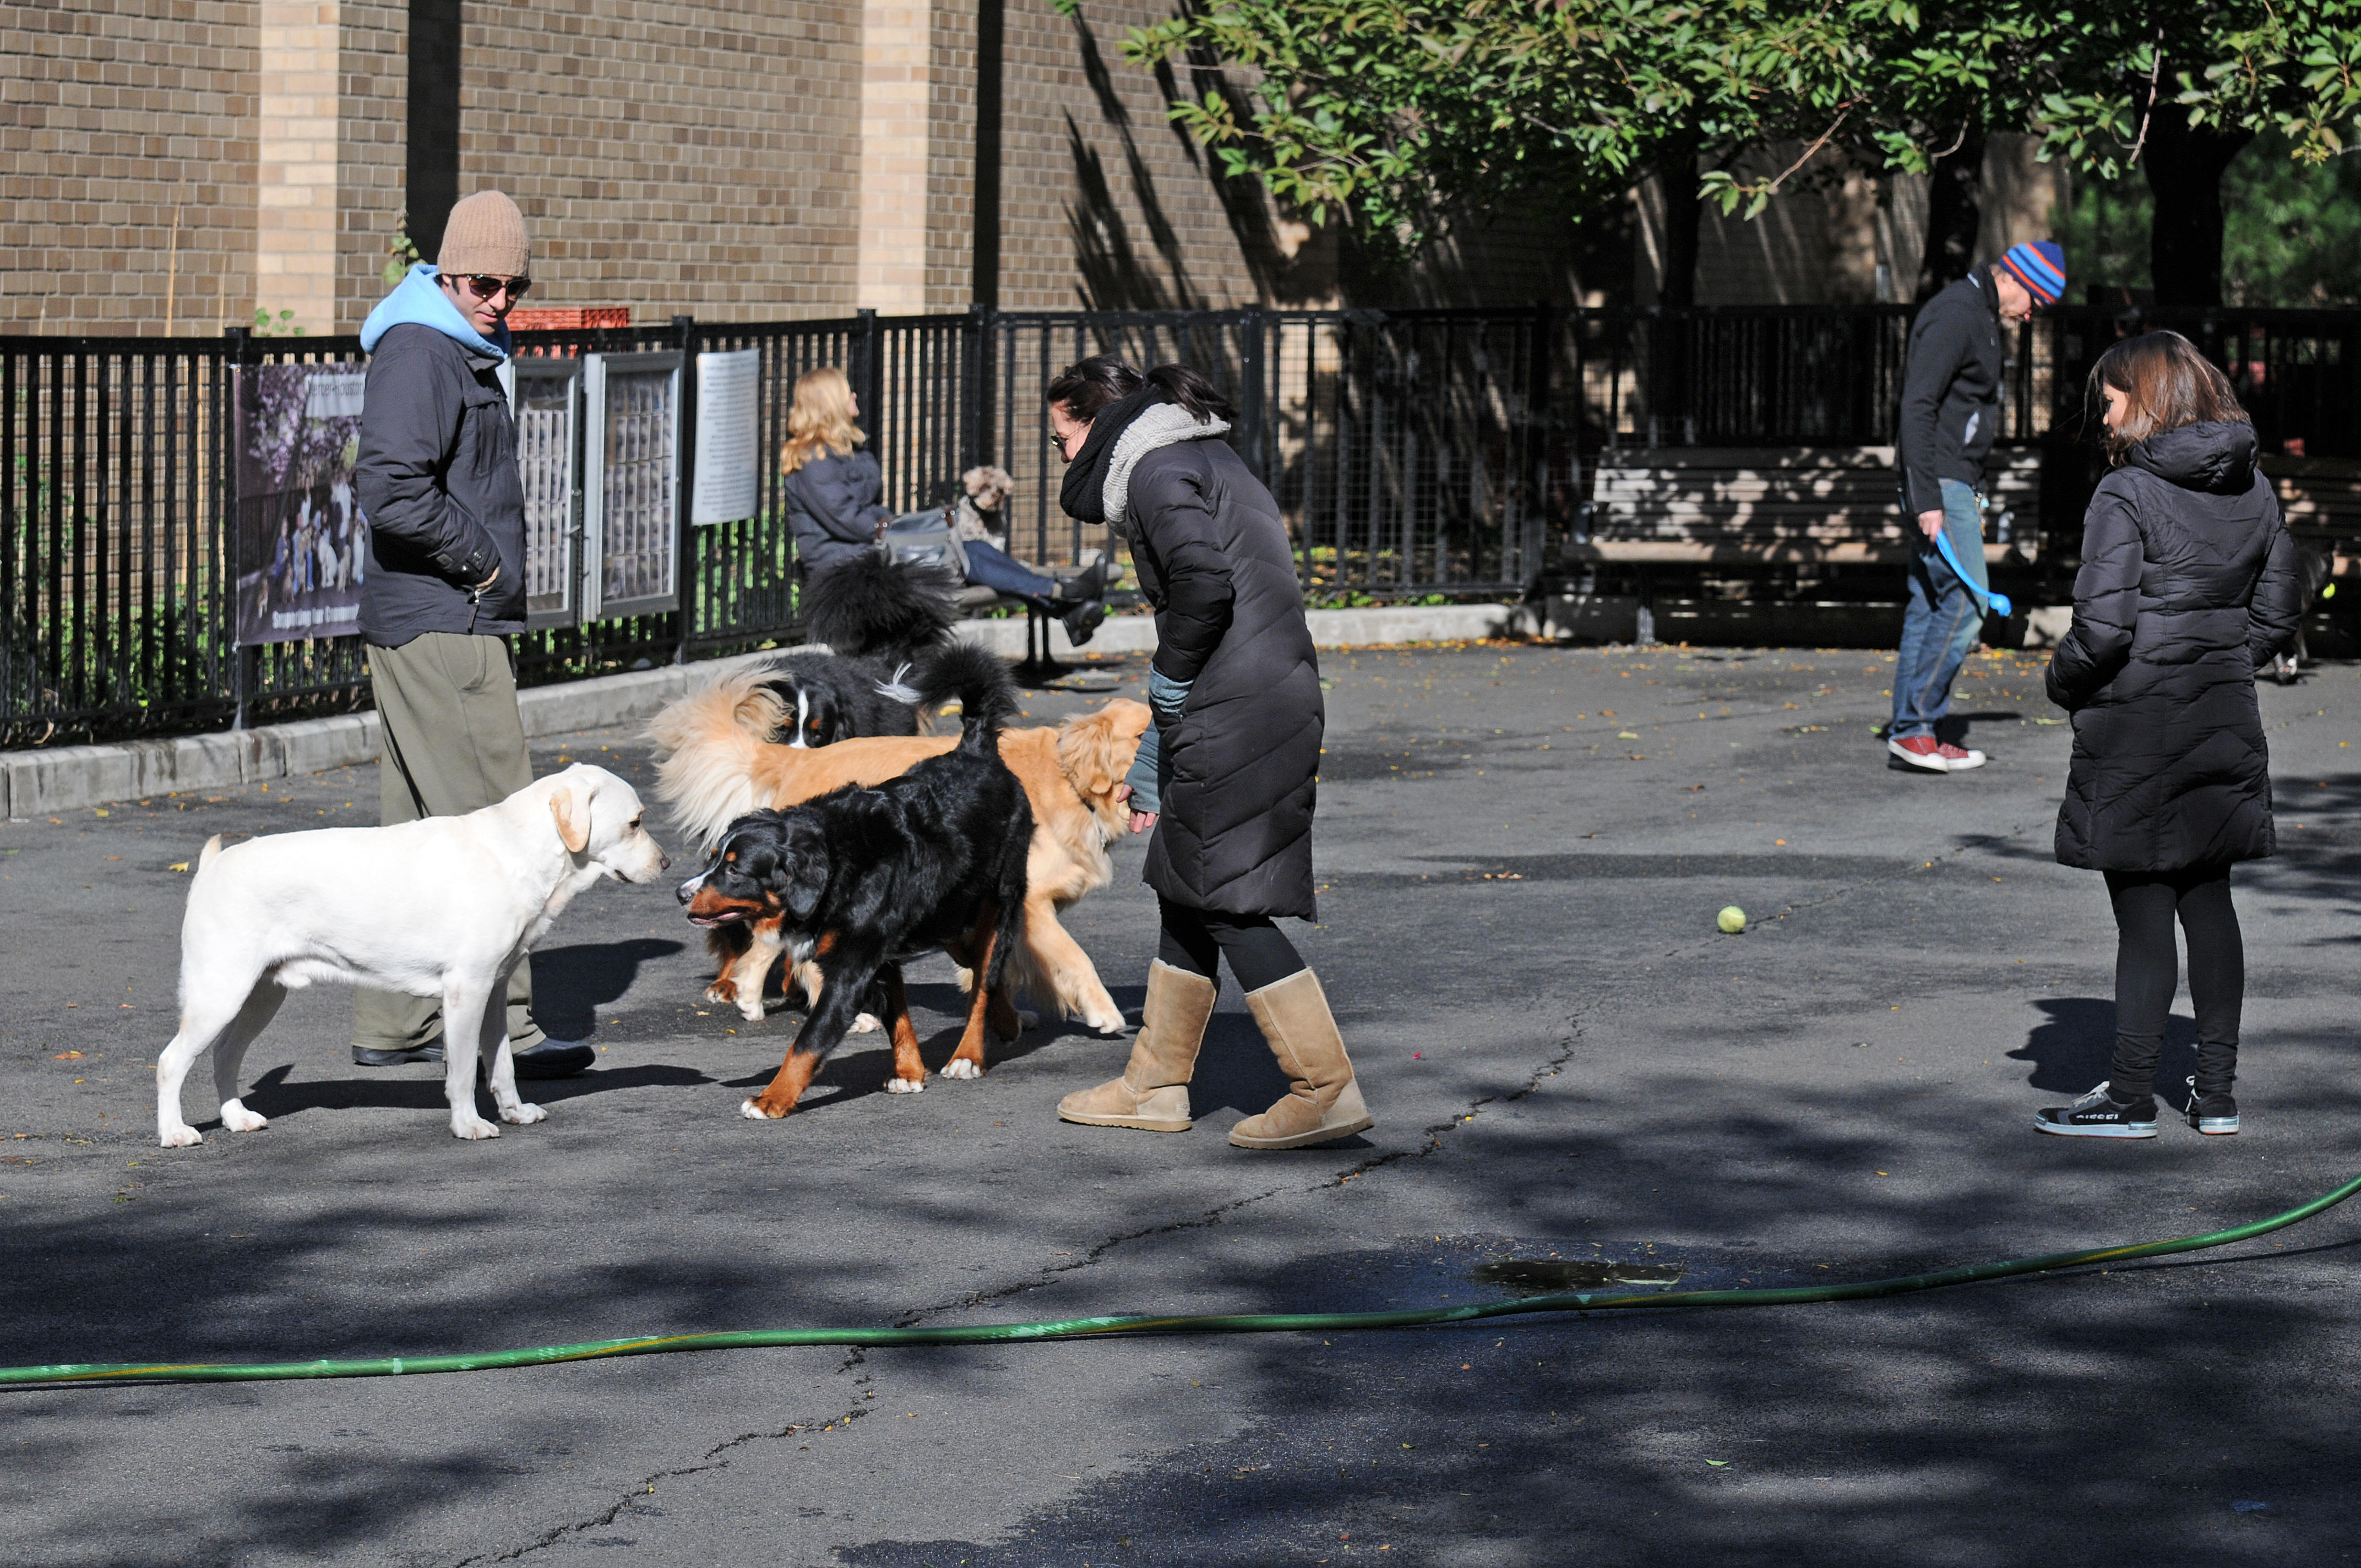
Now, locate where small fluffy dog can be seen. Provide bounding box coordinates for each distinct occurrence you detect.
[955,464,1016,546]
[678,708,1033,1118]
[653,667,1147,1032]
[2263,543,2333,684]
[155,766,670,1147]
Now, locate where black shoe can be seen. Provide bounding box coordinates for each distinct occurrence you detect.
[1059,556,1116,600]
[2185,1075,2240,1135]
[352,1042,443,1067]
[2034,1081,2158,1139]
[1060,599,1107,648]
[512,1039,596,1079]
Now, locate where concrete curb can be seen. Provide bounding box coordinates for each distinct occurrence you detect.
[2,602,1522,819]
[0,647,820,821]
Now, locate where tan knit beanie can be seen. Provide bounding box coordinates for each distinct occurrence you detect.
[437,190,530,277]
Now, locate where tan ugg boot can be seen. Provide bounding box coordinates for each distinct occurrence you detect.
[1057,960,1217,1131]
[1230,968,1375,1149]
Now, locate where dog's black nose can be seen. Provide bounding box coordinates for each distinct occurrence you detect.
[659,852,673,872]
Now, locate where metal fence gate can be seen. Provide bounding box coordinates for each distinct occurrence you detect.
[9,302,2359,745]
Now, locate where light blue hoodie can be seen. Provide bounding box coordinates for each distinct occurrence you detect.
[358,263,510,358]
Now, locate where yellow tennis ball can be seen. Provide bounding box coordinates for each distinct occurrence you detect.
[1717,905,1747,934]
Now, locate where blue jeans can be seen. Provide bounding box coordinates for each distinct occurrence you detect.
[962,540,1059,608]
[1891,478,1989,740]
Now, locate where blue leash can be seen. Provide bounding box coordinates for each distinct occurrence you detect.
[1933,529,2013,618]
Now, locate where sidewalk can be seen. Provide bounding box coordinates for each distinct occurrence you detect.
[0,603,1521,818]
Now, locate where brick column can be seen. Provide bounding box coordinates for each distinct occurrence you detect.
[859,0,932,312]
[257,2,342,336]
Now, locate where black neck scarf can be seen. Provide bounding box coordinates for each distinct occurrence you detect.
[1057,384,1168,524]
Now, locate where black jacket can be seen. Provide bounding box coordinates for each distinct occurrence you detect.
[784,450,891,574]
[1896,270,2006,515]
[354,323,528,645]
[2047,422,2300,872]
[1128,439,1324,919]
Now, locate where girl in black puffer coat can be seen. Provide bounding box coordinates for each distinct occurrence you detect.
[2038,331,2300,1139]
[1046,356,1373,1151]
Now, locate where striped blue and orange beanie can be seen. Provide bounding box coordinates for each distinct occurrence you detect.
[1998,240,2066,304]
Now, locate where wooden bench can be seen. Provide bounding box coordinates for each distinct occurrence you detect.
[2264,455,2361,578]
[1570,445,2042,566]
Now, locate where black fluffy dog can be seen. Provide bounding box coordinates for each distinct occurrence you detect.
[759,553,1016,747]
[678,703,1033,1118]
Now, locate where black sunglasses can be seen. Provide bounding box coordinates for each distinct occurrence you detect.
[451,274,532,302]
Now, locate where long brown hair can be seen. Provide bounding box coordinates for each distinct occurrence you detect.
[2089,330,2250,465]
[780,366,864,473]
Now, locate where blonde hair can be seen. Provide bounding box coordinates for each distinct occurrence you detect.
[780,367,866,473]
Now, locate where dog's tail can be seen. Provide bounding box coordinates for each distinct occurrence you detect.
[646,665,783,848]
[907,640,1019,731]
[804,552,961,658]
[981,797,1034,999]
[951,662,1021,760]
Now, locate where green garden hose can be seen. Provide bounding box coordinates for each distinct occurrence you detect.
[8,1170,2358,1389]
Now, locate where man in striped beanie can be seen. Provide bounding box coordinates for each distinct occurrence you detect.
[1887,238,2065,774]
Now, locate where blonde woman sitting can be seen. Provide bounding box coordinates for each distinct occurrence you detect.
[781,367,1109,643]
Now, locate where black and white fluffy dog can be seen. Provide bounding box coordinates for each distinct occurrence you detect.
[760,553,1016,748]
[678,699,1034,1120]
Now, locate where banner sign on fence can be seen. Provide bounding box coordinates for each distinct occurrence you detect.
[692,348,760,525]
[233,364,369,647]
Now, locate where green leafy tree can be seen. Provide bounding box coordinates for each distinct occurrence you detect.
[1114,0,2360,307]
[1117,0,1898,301]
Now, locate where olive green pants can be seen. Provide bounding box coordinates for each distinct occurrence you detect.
[350,631,546,1053]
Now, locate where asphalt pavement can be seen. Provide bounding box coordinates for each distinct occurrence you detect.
[5,640,2359,1567]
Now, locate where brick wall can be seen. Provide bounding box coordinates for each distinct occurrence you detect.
[451,1,866,329]
[6,0,1644,335]
[0,1,259,335]
[996,0,1314,311]
[335,4,407,333]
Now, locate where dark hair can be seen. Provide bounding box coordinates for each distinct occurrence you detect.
[1046,355,1235,424]
[2089,330,2250,465]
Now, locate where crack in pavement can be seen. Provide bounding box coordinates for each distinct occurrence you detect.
[452,1012,1585,1566]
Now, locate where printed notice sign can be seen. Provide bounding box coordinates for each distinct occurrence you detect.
[691,348,760,525]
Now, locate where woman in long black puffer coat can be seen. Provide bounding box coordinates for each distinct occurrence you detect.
[1046,356,1373,1150]
[2038,330,2299,1139]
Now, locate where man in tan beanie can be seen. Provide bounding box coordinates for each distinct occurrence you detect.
[347,190,592,1078]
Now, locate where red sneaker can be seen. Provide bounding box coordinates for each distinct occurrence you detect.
[1886,734,1949,772]
[1935,742,1987,770]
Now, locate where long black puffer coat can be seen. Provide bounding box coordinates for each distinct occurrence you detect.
[1129,439,1324,918]
[2047,421,2300,872]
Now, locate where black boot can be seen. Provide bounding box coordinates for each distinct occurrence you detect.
[1058,556,1116,600]
[1059,598,1107,647]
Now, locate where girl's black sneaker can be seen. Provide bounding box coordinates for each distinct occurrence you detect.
[2184,1075,2240,1135]
[2034,1081,2158,1139]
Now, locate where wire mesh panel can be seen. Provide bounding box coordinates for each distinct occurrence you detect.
[514,357,581,628]
[583,351,681,619]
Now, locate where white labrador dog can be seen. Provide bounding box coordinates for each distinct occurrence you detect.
[155,764,670,1146]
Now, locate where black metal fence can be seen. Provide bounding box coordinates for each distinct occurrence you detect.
[9,301,2359,745]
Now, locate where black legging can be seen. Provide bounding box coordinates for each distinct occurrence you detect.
[2104,865,2243,1100]
[1157,896,1306,994]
